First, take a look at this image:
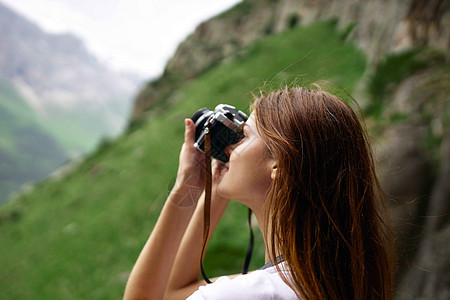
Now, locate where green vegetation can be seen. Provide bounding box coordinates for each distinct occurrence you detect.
[287,14,299,29]
[0,79,68,203]
[366,48,444,117]
[0,21,366,299]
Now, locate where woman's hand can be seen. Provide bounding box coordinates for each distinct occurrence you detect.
[211,159,228,202]
[164,159,231,300]
[124,119,232,300]
[124,120,203,300]
[170,119,205,207]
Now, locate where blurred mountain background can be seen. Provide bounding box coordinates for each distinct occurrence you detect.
[0,1,141,203]
[0,0,448,299]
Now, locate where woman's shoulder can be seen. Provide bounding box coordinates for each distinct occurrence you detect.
[187,263,298,299]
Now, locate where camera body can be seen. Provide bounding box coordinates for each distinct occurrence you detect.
[191,104,248,162]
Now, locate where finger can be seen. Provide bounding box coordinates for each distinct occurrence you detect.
[212,159,225,176]
[212,159,224,170]
[184,118,196,146]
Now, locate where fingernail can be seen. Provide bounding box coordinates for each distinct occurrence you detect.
[185,119,189,127]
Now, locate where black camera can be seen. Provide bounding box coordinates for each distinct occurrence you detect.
[191,104,248,162]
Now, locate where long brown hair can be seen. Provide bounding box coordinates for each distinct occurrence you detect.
[253,87,395,299]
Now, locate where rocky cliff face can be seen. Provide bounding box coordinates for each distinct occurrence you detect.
[132,0,448,119]
[131,0,449,298]
[375,61,449,299]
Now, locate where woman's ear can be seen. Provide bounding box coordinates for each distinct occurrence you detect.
[270,162,278,180]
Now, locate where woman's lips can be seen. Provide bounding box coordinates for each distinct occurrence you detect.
[220,163,229,175]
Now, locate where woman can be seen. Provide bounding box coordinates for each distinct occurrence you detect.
[123,87,395,299]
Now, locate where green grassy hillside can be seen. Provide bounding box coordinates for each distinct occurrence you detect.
[0,21,366,299]
[0,79,68,203]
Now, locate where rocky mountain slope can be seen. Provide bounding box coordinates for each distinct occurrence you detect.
[132,0,449,298]
[132,0,448,119]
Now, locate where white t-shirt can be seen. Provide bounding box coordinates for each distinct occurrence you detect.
[187,263,298,299]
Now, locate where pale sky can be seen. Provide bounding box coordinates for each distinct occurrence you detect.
[1,0,242,79]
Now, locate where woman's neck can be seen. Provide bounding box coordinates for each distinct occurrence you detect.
[252,205,281,264]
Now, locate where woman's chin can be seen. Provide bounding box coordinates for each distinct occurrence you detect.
[216,181,231,199]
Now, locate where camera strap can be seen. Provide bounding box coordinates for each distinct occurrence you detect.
[200,121,254,284]
[200,122,213,284]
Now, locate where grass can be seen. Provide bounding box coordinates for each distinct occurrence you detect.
[0,20,366,299]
